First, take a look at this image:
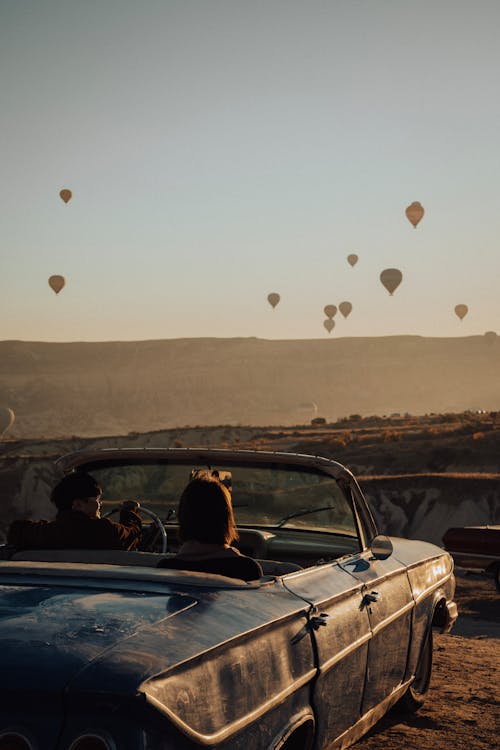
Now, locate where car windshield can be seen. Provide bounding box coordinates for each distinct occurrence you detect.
[90,462,358,538]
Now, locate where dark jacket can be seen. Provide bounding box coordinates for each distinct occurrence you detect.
[7,508,142,551]
[157,552,262,581]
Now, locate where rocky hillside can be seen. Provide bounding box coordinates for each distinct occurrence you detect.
[1,414,499,546]
[361,474,500,545]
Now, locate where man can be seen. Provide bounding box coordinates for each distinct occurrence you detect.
[8,471,142,551]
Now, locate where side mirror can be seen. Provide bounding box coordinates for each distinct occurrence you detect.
[370,534,393,560]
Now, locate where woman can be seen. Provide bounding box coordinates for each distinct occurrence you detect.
[158,474,262,581]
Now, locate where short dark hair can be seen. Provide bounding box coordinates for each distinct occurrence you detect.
[51,472,102,511]
[178,477,238,546]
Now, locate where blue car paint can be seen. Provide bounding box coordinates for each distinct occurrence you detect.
[0,448,458,750]
[0,572,315,749]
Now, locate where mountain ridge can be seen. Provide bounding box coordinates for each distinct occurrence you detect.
[2,335,499,438]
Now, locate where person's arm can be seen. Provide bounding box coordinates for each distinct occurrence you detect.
[100,501,142,550]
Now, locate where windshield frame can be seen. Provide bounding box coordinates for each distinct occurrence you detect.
[56,448,377,549]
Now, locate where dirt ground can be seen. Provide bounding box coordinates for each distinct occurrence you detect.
[356,571,499,749]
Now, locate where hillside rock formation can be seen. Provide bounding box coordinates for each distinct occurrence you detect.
[361,475,500,545]
[2,426,499,548]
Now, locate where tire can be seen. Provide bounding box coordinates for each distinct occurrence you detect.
[396,628,433,714]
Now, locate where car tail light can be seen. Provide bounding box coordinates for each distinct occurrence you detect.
[0,733,33,750]
[68,736,115,750]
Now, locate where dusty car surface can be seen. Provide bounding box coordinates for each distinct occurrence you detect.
[0,448,457,750]
[443,525,500,592]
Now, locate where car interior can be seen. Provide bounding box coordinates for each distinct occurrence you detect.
[5,462,364,578]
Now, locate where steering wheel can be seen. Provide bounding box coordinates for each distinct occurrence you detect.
[103,504,168,553]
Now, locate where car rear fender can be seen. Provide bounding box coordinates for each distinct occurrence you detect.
[270,711,315,750]
[431,589,458,634]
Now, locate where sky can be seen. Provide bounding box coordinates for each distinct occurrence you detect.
[1,0,499,342]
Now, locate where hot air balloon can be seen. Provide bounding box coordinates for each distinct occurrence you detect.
[323,319,335,334]
[267,292,280,309]
[48,275,66,294]
[454,304,468,321]
[0,408,15,438]
[405,201,424,228]
[339,301,352,318]
[296,401,318,420]
[484,331,497,343]
[59,189,72,204]
[324,304,337,319]
[347,254,358,267]
[380,268,403,296]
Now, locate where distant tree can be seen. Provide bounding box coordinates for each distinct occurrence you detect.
[329,435,349,449]
[364,415,384,426]
[383,430,400,442]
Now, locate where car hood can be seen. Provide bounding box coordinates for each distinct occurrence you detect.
[0,582,197,693]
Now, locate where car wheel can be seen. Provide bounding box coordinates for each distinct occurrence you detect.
[396,628,433,714]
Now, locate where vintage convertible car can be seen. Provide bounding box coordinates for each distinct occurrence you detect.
[442,525,500,592]
[0,448,457,750]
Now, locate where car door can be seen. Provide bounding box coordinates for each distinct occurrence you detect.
[339,550,413,714]
[283,560,370,749]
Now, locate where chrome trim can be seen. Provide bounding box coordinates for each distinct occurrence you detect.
[68,733,115,750]
[0,732,34,750]
[56,447,348,478]
[318,598,415,674]
[320,631,372,673]
[284,562,363,587]
[340,558,407,585]
[282,570,365,608]
[371,600,414,637]
[349,479,378,548]
[404,552,452,572]
[0,561,269,589]
[330,679,412,749]
[440,601,458,633]
[142,668,317,746]
[269,711,315,750]
[414,571,453,606]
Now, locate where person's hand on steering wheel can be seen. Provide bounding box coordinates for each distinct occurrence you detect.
[104,502,167,553]
[121,500,141,512]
